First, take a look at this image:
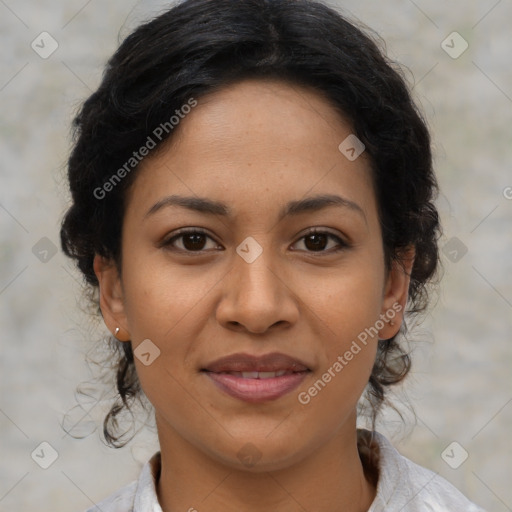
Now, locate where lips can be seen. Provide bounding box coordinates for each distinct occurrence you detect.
[202,352,310,374]
[202,352,311,403]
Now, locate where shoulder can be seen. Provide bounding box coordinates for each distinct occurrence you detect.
[82,480,137,512]
[367,431,487,512]
[80,452,162,512]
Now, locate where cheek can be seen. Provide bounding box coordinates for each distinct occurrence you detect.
[314,287,381,393]
[317,260,385,338]
[295,267,384,426]
[120,252,221,406]
[306,259,384,399]
[121,251,214,341]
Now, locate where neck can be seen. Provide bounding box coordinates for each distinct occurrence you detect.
[156,417,376,512]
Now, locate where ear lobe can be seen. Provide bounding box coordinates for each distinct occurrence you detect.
[93,254,130,341]
[379,246,415,340]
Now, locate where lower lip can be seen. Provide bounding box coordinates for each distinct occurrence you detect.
[204,371,309,403]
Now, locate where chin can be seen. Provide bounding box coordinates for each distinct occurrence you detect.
[201,431,315,473]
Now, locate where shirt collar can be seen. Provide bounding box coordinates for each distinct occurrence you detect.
[133,452,163,512]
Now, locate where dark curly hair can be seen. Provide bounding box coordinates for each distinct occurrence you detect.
[60,0,441,447]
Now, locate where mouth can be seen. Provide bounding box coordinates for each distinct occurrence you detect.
[201,352,311,403]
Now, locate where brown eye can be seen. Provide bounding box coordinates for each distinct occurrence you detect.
[293,229,348,253]
[180,232,208,251]
[162,229,219,252]
[161,228,348,255]
[304,232,329,251]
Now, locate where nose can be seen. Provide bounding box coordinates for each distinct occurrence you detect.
[215,242,299,334]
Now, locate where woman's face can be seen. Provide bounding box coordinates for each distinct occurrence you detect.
[95,79,410,471]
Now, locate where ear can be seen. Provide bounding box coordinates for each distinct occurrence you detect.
[93,254,130,342]
[378,246,415,340]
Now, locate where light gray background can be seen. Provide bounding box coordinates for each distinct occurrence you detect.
[1,1,511,511]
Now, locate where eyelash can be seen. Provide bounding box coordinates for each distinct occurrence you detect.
[161,228,349,255]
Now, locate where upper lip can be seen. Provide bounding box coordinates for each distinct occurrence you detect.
[202,352,311,373]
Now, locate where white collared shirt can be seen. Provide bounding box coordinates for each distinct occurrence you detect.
[84,431,486,512]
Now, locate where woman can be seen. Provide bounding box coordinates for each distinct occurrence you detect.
[60,0,486,510]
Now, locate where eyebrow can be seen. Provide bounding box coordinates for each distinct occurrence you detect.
[144,193,366,223]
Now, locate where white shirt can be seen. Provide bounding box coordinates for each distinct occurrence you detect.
[84,431,486,511]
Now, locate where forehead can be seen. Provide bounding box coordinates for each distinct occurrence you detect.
[171,78,356,158]
[125,79,376,225]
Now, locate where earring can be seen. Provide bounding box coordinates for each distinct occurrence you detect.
[114,327,120,338]
[389,320,395,326]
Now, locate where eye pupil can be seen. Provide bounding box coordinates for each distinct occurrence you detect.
[305,233,328,251]
[183,233,206,250]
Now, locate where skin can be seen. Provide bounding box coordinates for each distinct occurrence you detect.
[94,79,414,512]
